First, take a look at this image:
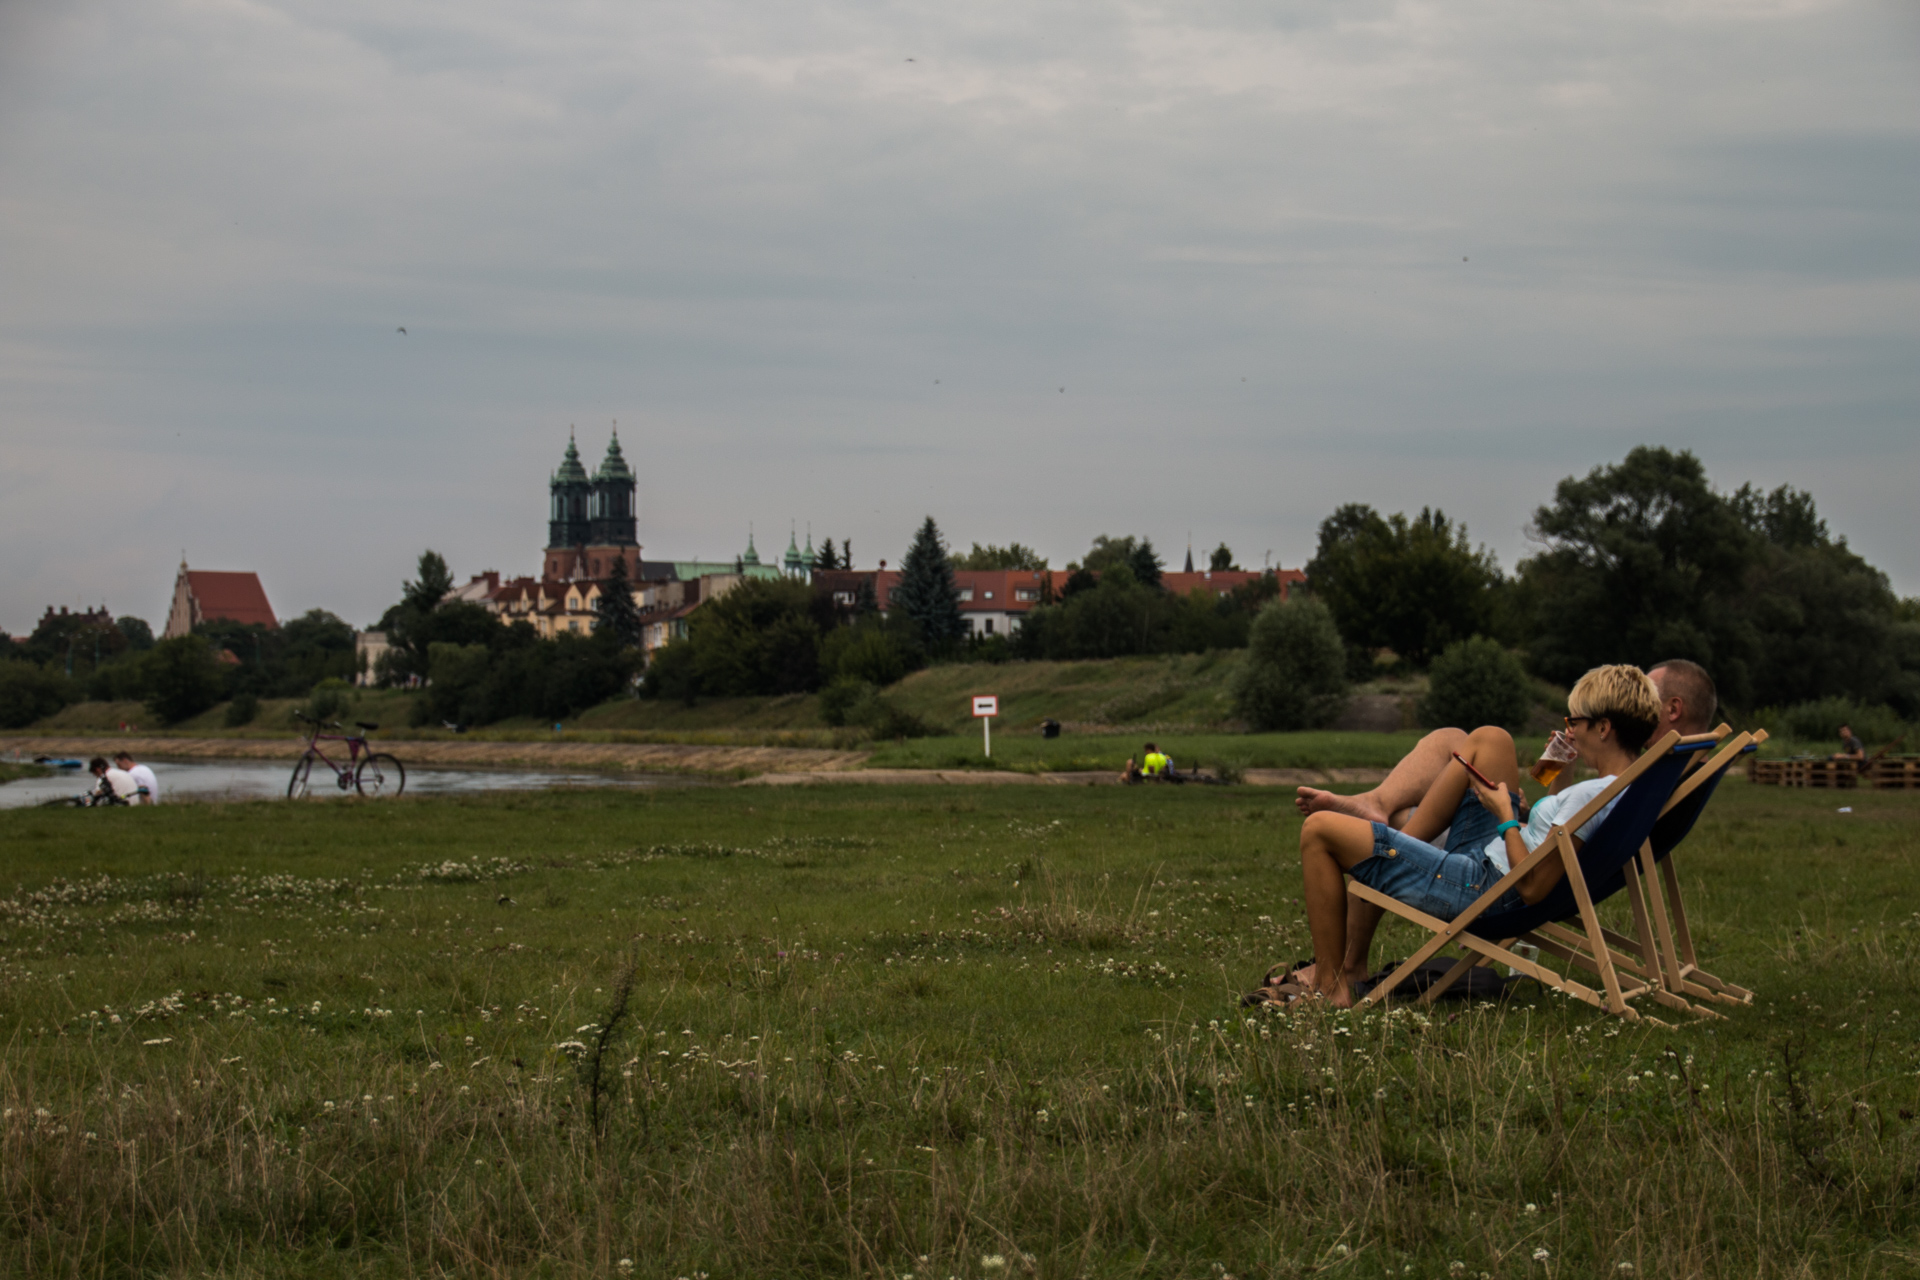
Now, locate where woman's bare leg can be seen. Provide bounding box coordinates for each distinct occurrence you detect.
[1297,728,1469,823]
[1298,811,1378,1006]
[1400,726,1521,842]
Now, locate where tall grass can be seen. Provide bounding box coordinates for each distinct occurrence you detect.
[0,785,1915,1276]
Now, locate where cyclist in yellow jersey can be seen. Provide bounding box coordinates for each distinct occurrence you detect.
[1142,744,1170,778]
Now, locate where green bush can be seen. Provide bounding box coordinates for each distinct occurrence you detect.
[818,676,933,738]
[301,677,356,725]
[143,636,227,725]
[1756,698,1909,747]
[0,663,77,729]
[820,626,920,687]
[819,676,871,728]
[1419,636,1532,731]
[224,691,260,727]
[1229,598,1349,731]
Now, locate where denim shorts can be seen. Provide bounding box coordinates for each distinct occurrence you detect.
[1348,794,1525,922]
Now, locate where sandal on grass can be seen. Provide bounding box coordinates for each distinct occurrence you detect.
[1240,979,1312,1008]
[1262,958,1314,987]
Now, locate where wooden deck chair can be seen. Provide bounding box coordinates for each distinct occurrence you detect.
[1349,731,1704,1020]
[1619,728,1768,1010]
[1414,728,1762,1020]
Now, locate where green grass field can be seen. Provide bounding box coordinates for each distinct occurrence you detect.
[1,779,1915,1277]
[863,730,1430,773]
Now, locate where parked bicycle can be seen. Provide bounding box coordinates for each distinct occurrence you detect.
[289,712,406,798]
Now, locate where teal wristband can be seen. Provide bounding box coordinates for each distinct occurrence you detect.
[1495,819,1523,837]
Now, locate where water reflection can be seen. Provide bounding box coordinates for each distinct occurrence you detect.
[0,757,692,809]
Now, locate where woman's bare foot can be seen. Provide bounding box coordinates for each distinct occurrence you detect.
[1294,787,1389,823]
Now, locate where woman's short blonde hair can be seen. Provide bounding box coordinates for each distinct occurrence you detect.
[1568,665,1662,750]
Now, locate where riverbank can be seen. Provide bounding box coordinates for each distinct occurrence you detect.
[1,735,865,777]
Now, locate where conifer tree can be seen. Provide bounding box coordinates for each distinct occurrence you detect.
[891,517,965,647]
[596,557,643,649]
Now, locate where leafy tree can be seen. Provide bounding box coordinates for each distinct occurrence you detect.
[1082,535,1140,574]
[402,550,455,615]
[1419,637,1533,731]
[1209,543,1238,572]
[143,636,226,725]
[116,617,155,652]
[1307,504,1503,667]
[642,578,824,700]
[1014,565,1253,660]
[1728,484,1920,714]
[1517,448,1758,697]
[955,542,1047,571]
[890,517,965,649]
[21,609,127,678]
[596,558,643,649]
[819,621,922,686]
[1230,598,1349,730]
[0,663,76,728]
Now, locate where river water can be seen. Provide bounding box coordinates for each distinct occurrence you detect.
[0,757,693,810]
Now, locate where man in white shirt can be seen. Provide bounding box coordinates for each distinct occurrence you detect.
[86,757,142,805]
[114,751,160,804]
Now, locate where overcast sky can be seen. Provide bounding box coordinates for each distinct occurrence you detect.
[2,0,1916,634]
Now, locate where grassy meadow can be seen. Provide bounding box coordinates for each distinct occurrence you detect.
[1,778,1917,1278]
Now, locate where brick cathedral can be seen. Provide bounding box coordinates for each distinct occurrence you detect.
[542,430,640,581]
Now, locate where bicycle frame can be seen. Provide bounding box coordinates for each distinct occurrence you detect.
[298,722,370,785]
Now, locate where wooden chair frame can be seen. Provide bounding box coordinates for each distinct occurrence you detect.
[1616,728,1767,1013]
[1348,730,1710,1020]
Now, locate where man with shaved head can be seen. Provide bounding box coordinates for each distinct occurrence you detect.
[1645,658,1718,738]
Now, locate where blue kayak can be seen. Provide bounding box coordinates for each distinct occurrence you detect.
[33,757,84,769]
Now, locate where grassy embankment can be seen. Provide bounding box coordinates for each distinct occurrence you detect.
[2,782,1916,1277]
[0,761,51,784]
[10,655,1424,753]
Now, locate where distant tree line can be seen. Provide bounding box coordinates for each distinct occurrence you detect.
[4,446,1911,738]
[0,604,359,729]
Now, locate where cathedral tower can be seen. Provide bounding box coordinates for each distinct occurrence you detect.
[544,428,640,581]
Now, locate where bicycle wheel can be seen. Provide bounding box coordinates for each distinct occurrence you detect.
[287,757,314,799]
[355,753,405,798]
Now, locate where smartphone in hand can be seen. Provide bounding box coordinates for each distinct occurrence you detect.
[1451,751,1500,791]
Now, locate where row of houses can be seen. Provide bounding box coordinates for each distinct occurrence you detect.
[811,567,1305,641]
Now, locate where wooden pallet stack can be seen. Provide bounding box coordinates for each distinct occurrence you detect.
[1868,756,1920,790]
[1748,757,1859,788]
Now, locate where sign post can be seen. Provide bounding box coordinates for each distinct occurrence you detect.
[971,695,998,758]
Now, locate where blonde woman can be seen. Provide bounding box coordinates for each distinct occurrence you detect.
[1276,665,1663,1009]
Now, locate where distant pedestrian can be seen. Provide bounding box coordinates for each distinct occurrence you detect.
[1836,725,1866,760]
[114,751,159,804]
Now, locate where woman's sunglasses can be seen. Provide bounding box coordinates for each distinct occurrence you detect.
[1564,715,1597,729]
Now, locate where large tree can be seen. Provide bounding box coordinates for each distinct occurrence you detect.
[402,550,455,615]
[890,517,966,648]
[1517,448,1756,698]
[955,542,1047,571]
[1518,448,1919,712]
[1305,504,1503,667]
[595,558,643,649]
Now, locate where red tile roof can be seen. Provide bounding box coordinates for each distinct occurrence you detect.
[187,571,277,628]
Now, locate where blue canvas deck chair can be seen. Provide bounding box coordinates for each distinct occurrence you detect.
[1350,730,1714,1020]
[1614,728,1768,1013]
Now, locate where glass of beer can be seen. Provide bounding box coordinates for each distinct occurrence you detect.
[1529,729,1578,787]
